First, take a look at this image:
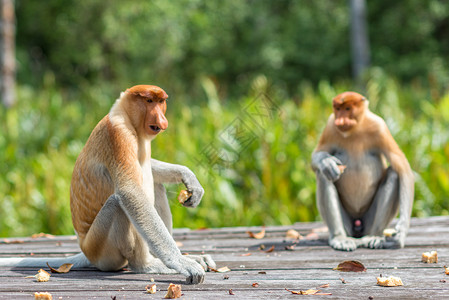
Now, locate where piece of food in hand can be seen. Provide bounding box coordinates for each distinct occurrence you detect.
[422,251,438,263]
[383,228,397,237]
[337,165,347,172]
[376,276,403,287]
[35,269,51,282]
[164,283,182,299]
[178,190,192,204]
[34,292,52,300]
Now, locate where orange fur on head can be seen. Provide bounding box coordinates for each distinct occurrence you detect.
[126,85,168,101]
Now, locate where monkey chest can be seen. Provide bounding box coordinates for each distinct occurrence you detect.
[333,150,387,217]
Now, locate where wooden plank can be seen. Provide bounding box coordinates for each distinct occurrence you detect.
[0,216,448,299]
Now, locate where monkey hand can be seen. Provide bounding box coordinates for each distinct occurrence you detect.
[313,152,344,182]
[180,167,204,208]
[167,255,206,284]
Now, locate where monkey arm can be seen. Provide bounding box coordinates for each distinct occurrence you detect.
[116,185,205,283]
[311,151,344,182]
[381,130,415,248]
[151,159,204,208]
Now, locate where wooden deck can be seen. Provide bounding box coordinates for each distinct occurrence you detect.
[0,216,448,299]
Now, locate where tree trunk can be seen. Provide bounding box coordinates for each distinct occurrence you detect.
[350,0,370,85]
[1,0,15,108]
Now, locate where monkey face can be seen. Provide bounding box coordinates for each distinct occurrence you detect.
[144,98,168,136]
[124,85,169,137]
[332,92,366,132]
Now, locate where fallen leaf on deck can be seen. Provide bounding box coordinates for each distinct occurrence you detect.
[46,262,74,273]
[258,271,267,275]
[240,253,252,256]
[264,245,275,253]
[285,244,297,251]
[444,266,449,275]
[305,232,319,240]
[34,292,52,300]
[340,277,347,284]
[252,282,259,287]
[164,283,182,299]
[319,283,330,288]
[286,229,303,240]
[145,283,157,294]
[247,228,265,239]
[333,260,366,272]
[209,266,231,273]
[1,239,24,244]
[31,233,55,239]
[229,289,235,295]
[285,288,332,295]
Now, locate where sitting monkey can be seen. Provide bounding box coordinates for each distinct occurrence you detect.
[312,91,414,251]
[0,85,215,284]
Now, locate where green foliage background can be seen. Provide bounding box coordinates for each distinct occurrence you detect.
[1,0,448,236]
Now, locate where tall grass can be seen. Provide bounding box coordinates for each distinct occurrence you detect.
[0,73,448,237]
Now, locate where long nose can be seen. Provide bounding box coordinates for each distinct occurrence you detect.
[155,107,168,130]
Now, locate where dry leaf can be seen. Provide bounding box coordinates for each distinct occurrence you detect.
[46,262,74,273]
[178,190,192,204]
[34,292,52,300]
[264,245,275,253]
[35,269,51,282]
[333,260,366,272]
[440,279,447,283]
[422,251,438,263]
[209,266,231,273]
[444,266,449,275]
[240,253,252,256]
[247,228,265,239]
[258,271,267,275]
[340,278,346,284]
[164,283,182,299]
[145,284,157,294]
[305,232,319,240]
[285,244,297,251]
[31,233,55,239]
[1,238,24,244]
[217,266,231,273]
[229,289,235,295]
[319,283,330,288]
[252,283,259,288]
[285,288,331,295]
[286,229,303,240]
[377,276,403,287]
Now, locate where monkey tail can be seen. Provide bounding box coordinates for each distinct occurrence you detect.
[0,252,91,268]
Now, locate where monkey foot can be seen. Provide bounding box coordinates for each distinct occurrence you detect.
[329,236,357,251]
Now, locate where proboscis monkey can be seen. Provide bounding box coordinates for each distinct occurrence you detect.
[0,85,215,284]
[311,91,414,251]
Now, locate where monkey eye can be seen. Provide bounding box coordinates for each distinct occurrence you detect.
[147,99,153,103]
[336,107,340,111]
[346,107,350,111]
